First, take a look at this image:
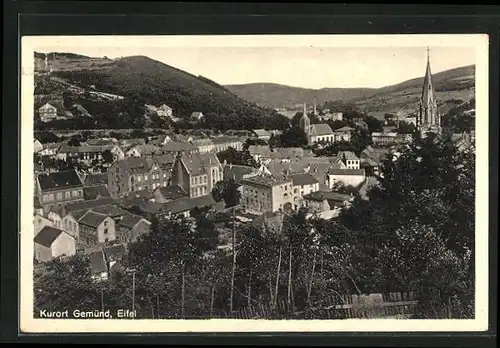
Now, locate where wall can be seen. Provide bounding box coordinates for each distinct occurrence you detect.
[51,232,76,259]
[96,217,117,244]
[242,183,273,213]
[271,181,294,213]
[62,214,80,240]
[34,243,51,263]
[40,187,84,213]
[327,174,365,188]
[47,211,63,229]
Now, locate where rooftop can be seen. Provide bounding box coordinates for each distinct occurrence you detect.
[34,226,67,247]
[241,173,292,188]
[310,123,334,136]
[83,185,111,200]
[164,194,217,214]
[156,185,188,201]
[290,173,319,186]
[84,173,108,186]
[65,197,116,213]
[334,126,355,133]
[78,211,110,228]
[327,168,366,176]
[37,170,83,192]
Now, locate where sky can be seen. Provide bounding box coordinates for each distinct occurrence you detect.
[30,35,478,89]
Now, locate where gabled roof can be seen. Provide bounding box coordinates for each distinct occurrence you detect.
[191,138,214,146]
[223,164,257,183]
[156,185,188,201]
[83,184,111,200]
[118,212,147,229]
[241,173,291,187]
[116,157,150,174]
[248,145,272,156]
[210,136,241,145]
[39,102,56,111]
[327,168,365,176]
[162,141,198,153]
[34,226,67,247]
[253,129,271,137]
[89,250,108,274]
[310,124,334,136]
[84,173,108,186]
[78,211,110,228]
[37,170,83,192]
[104,244,127,262]
[333,126,355,133]
[199,153,221,168]
[179,154,206,176]
[130,144,163,156]
[339,151,360,161]
[91,204,127,218]
[163,194,217,214]
[138,201,164,214]
[65,198,116,213]
[290,173,319,186]
[303,190,352,203]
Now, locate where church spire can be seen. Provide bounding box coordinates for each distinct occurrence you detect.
[417,47,440,136]
[299,102,310,135]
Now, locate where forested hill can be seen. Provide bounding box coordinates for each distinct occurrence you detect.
[33,52,289,130]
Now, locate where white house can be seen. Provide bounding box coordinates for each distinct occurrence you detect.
[34,226,76,263]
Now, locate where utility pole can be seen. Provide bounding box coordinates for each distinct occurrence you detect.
[229,207,236,313]
[131,269,136,318]
[101,289,104,313]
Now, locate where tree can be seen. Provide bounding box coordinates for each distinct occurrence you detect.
[102,149,115,164]
[277,126,308,148]
[68,137,81,146]
[211,178,241,208]
[217,147,258,168]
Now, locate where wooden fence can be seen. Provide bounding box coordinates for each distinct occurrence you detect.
[166,291,419,320]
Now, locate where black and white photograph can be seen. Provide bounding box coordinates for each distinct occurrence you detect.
[20,34,489,333]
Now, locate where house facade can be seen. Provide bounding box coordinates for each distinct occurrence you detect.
[290,173,320,210]
[36,170,85,213]
[38,103,58,122]
[211,136,243,152]
[333,126,355,142]
[191,138,215,154]
[170,152,223,198]
[107,157,170,198]
[34,226,76,263]
[58,145,124,162]
[240,173,294,214]
[78,211,116,247]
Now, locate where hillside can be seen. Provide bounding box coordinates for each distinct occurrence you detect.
[33,52,289,130]
[225,83,376,110]
[225,65,475,119]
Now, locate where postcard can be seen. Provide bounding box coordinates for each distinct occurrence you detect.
[20,34,489,333]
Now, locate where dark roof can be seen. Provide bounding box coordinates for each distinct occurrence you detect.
[223,164,257,183]
[91,204,127,218]
[37,170,83,192]
[89,250,108,274]
[164,194,216,214]
[117,157,150,174]
[138,201,164,214]
[290,173,319,186]
[163,141,198,153]
[125,189,154,200]
[310,124,334,136]
[303,191,352,203]
[179,154,206,176]
[118,212,147,229]
[83,184,111,200]
[327,168,366,176]
[34,226,66,247]
[85,139,116,146]
[65,198,116,213]
[84,173,108,186]
[334,126,355,132]
[156,185,188,201]
[78,211,110,228]
[241,173,291,188]
[103,244,126,262]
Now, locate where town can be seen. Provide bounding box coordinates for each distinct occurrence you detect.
[32,49,476,320]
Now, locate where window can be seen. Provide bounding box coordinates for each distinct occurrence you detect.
[49,194,54,201]
[56,192,63,200]
[72,190,78,197]
[104,221,108,226]
[43,195,48,202]
[144,175,148,181]
[163,181,167,187]
[65,191,71,199]
[163,173,167,178]
[104,238,109,243]
[137,176,141,182]
[104,228,108,234]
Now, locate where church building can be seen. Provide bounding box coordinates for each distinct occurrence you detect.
[299,102,335,144]
[417,48,441,137]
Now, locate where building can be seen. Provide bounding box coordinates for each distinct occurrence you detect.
[78,210,116,247]
[170,152,223,198]
[36,170,85,213]
[338,151,361,169]
[107,157,170,198]
[34,139,44,153]
[302,191,354,219]
[38,103,58,122]
[252,129,272,141]
[153,185,189,203]
[326,168,366,188]
[211,136,243,152]
[417,48,441,136]
[240,173,294,214]
[34,214,54,236]
[125,144,163,158]
[248,145,273,164]
[38,142,61,157]
[299,103,336,144]
[190,111,204,122]
[161,194,219,218]
[57,144,124,162]
[157,104,173,118]
[62,211,81,240]
[116,212,151,244]
[34,226,76,263]
[191,138,215,154]
[332,126,355,142]
[162,141,199,155]
[290,172,320,210]
[83,184,111,200]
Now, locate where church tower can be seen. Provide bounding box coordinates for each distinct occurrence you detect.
[417,47,441,136]
[299,102,311,135]
[313,98,317,116]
